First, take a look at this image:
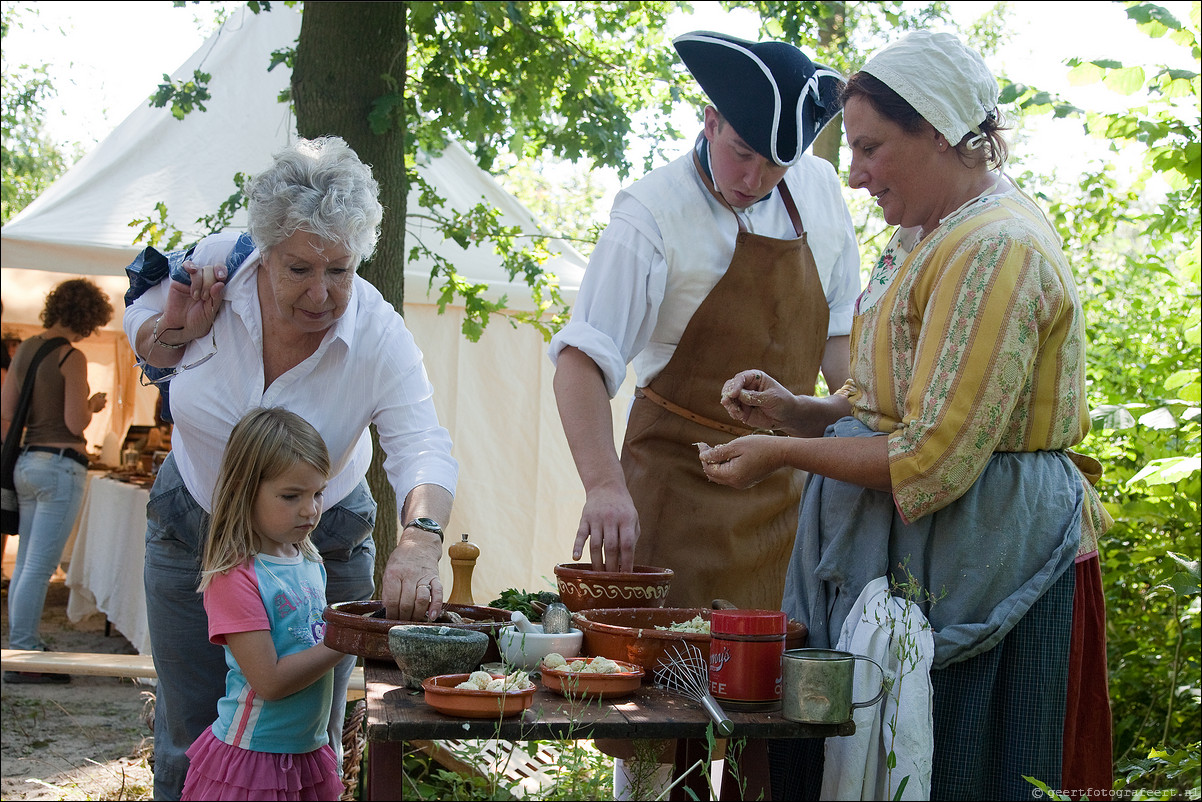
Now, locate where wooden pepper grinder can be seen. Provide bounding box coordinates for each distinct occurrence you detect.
[447,533,479,606]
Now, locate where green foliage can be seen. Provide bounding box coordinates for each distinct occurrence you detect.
[129,202,186,252]
[0,4,71,223]
[405,165,573,343]
[487,589,563,622]
[1117,742,1202,798]
[383,2,699,338]
[128,172,250,251]
[399,738,613,800]
[729,1,955,72]
[490,153,611,258]
[1009,2,1201,795]
[149,69,213,120]
[405,1,689,180]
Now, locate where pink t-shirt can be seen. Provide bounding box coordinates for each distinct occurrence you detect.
[203,554,331,754]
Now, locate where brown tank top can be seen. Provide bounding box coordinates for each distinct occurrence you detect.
[9,334,84,448]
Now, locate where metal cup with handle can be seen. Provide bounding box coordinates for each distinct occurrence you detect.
[781,648,886,724]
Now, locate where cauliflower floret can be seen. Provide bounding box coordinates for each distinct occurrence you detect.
[588,656,620,674]
[656,615,710,633]
[504,670,533,690]
[455,681,478,690]
[467,671,494,690]
[542,652,568,670]
[485,678,507,692]
[567,659,588,673]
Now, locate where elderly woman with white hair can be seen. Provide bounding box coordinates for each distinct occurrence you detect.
[700,32,1112,799]
[125,136,457,800]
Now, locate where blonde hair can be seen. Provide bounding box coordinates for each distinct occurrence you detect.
[198,407,331,591]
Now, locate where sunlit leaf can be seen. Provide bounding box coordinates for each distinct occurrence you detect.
[1127,456,1202,486]
[1091,405,1138,430]
[1138,407,1178,429]
[1103,65,1148,95]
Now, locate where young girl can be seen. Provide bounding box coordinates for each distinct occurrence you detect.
[181,407,346,801]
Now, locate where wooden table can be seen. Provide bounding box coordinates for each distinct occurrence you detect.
[365,661,854,800]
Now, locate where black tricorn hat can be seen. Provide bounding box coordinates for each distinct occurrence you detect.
[674,31,844,166]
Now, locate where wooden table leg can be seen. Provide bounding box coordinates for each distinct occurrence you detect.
[367,740,404,801]
[719,737,772,800]
[671,738,713,801]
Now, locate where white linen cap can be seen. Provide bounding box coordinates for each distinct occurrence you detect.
[861,31,998,149]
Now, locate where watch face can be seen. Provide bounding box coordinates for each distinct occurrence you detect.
[411,517,443,533]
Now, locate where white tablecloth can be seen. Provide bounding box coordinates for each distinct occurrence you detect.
[65,476,152,655]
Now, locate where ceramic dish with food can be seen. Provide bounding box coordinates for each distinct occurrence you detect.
[539,655,645,699]
[553,563,673,612]
[421,671,537,718]
[322,600,513,662]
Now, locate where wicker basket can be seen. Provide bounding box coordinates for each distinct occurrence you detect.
[341,699,367,801]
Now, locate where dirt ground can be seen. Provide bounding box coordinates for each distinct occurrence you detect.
[1,572,156,801]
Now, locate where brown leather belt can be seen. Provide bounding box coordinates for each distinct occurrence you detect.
[636,386,755,437]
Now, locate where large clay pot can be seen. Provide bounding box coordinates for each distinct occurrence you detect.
[553,563,673,612]
[322,600,512,663]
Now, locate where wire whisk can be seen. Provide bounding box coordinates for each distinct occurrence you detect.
[655,643,734,736]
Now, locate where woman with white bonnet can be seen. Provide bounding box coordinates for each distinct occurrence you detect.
[700,31,1113,799]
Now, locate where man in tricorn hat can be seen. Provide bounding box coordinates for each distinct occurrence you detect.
[548,31,860,797]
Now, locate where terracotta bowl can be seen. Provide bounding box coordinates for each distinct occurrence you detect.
[322,600,513,663]
[540,657,645,700]
[572,607,807,680]
[553,563,673,612]
[422,673,536,719]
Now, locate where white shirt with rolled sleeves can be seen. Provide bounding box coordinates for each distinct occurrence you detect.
[123,230,458,513]
[548,150,861,397]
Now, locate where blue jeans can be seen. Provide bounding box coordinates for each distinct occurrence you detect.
[8,451,88,651]
[144,453,376,800]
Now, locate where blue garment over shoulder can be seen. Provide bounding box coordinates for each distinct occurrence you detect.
[123,232,257,421]
[783,416,1081,670]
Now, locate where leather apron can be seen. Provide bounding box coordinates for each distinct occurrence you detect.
[623,157,830,610]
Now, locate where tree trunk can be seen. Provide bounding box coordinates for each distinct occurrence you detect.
[293,2,409,592]
[812,1,846,171]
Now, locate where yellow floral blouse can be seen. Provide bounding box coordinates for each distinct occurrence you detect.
[840,187,1110,554]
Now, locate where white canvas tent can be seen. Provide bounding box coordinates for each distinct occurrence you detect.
[1,5,631,602]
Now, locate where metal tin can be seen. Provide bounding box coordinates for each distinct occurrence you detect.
[707,609,786,710]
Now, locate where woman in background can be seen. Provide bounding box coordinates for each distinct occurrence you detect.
[2,279,111,683]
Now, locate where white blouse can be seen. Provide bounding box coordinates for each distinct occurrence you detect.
[124,231,458,512]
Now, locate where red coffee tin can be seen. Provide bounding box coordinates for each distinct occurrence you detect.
[708,609,787,710]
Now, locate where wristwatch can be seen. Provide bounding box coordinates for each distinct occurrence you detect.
[404,517,444,543]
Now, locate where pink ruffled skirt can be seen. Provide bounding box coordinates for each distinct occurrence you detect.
[181,727,343,801]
